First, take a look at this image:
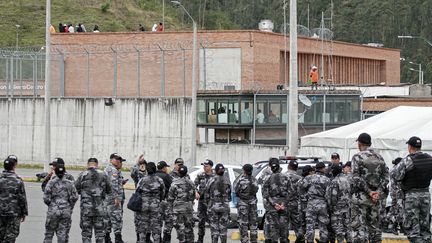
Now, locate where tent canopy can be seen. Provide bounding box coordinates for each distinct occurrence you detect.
[300,106,432,164]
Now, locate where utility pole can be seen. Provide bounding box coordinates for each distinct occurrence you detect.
[44,0,52,172]
[288,0,298,155]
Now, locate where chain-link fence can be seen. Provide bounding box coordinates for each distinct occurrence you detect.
[0,39,244,98]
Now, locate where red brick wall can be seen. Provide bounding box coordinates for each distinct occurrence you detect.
[51,30,400,97]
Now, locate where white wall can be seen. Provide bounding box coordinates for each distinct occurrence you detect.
[0,98,286,166]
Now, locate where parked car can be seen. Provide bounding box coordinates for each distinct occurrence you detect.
[188,164,243,227]
[252,156,324,228]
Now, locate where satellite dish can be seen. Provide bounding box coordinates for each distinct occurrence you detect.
[311,28,334,40]
[299,94,312,107]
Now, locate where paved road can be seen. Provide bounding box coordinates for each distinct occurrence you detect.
[16,170,238,243]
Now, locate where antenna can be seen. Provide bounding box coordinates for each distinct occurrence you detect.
[299,94,312,107]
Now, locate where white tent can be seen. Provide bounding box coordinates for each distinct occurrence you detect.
[299,106,432,165]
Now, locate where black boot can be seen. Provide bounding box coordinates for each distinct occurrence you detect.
[163,233,171,243]
[115,233,124,243]
[105,233,113,243]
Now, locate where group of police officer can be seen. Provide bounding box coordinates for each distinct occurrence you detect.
[0,132,432,243]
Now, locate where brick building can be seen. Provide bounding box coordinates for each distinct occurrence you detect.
[46,30,400,97]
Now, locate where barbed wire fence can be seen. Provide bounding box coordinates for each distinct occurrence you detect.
[0,38,249,98]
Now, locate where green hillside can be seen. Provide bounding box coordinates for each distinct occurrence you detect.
[0,0,181,46]
[1,0,431,83]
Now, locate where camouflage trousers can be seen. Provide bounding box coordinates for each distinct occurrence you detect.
[403,191,431,243]
[80,215,106,243]
[264,210,288,242]
[236,202,258,243]
[105,202,123,234]
[298,204,307,242]
[44,209,72,243]
[287,201,302,241]
[350,193,381,243]
[0,216,21,243]
[208,209,229,243]
[305,199,329,243]
[330,208,351,243]
[388,198,403,229]
[160,200,174,235]
[197,200,209,237]
[137,210,162,243]
[172,210,195,243]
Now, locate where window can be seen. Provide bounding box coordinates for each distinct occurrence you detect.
[207,100,217,124]
[268,101,281,124]
[240,100,253,124]
[197,100,206,124]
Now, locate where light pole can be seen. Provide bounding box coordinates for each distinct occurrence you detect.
[45,0,52,172]
[401,58,424,84]
[398,35,432,47]
[171,0,197,164]
[288,0,298,155]
[15,25,20,50]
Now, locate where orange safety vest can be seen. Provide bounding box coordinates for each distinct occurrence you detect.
[310,70,318,83]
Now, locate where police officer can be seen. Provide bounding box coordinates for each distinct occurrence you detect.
[234,164,259,243]
[262,159,290,243]
[75,157,112,243]
[155,161,173,243]
[43,164,78,243]
[130,155,149,242]
[105,153,127,243]
[299,162,330,243]
[42,157,75,192]
[194,159,215,243]
[387,157,403,235]
[0,155,28,243]
[136,162,165,243]
[393,136,432,243]
[131,154,147,187]
[297,165,314,243]
[326,164,351,243]
[350,133,389,243]
[205,163,232,243]
[170,158,185,180]
[284,160,302,242]
[167,165,196,243]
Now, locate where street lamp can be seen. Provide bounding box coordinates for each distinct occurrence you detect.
[171,0,198,164]
[398,35,432,47]
[15,25,20,50]
[401,58,424,85]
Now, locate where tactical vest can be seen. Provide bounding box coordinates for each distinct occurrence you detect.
[401,152,432,191]
[237,176,257,201]
[268,173,283,198]
[213,176,229,203]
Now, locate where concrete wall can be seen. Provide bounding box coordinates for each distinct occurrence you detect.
[0,98,287,166]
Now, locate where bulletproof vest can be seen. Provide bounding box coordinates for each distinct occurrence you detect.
[402,152,432,191]
[362,155,382,190]
[237,176,257,200]
[178,179,194,202]
[80,169,106,201]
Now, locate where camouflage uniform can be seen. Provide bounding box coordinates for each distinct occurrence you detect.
[326,173,352,243]
[234,174,259,243]
[299,171,330,243]
[43,176,78,243]
[297,176,308,242]
[0,170,28,243]
[194,172,214,239]
[167,176,196,243]
[131,164,147,187]
[131,165,147,239]
[284,170,302,242]
[75,168,112,243]
[205,174,232,243]
[42,172,75,192]
[104,164,125,236]
[258,167,281,241]
[351,148,389,243]
[387,166,403,232]
[136,173,165,243]
[262,171,290,243]
[393,151,432,243]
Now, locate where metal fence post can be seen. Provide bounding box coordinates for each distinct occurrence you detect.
[10,55,14,97]
[84,48,90,97]
[111,47,117,97]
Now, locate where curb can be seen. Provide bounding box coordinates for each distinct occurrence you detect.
[230,231,409,242]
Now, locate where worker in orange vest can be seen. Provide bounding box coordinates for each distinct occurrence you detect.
[310,66,319,90]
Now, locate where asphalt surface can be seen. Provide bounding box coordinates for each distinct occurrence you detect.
[16,169,239,243]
